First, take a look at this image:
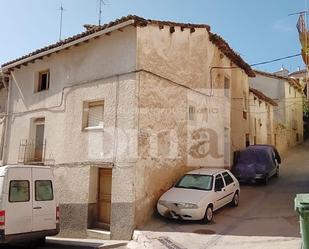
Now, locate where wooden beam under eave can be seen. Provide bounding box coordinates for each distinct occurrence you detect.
[118,28,124,32]
[170,26,175,33]
[159,24,164,30]
[105,32,111,36]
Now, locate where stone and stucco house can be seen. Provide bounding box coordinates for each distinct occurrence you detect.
[249,87,277,145]
[249,70,304,154]
[0,15,255,239]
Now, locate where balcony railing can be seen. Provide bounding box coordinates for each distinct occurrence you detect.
[18,139,46,164]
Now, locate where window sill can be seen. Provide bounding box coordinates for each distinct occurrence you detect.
[34,89,49,94]
[83,126,104,131]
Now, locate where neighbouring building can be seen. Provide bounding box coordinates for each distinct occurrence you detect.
[289,68,309,139]
[249,69,304,154]
[289,68,309,98]
[0,15,255,239]
[248,87,277,145]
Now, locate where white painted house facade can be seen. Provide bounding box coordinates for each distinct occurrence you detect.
[1,15,255,239]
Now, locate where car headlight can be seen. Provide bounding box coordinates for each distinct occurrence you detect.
[177,203,199,209]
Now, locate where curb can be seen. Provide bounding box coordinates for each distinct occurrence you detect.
[46,237,128,248]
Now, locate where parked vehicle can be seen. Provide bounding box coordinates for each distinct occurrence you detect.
[0,165,59,244]
[157,168,240,223]
[232,145,280,184]
[248,144,281,164]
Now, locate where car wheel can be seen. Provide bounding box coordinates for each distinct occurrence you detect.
[32,237,46,247]
[274,167,279,178]
[204,205,213,223]
[231,191,239,207]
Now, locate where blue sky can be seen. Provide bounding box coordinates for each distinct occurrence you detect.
[0,0,306,73]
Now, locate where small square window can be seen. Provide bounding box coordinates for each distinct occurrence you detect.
[83,100,104,130]
[259,100,262,107]
[224,77,230,97]
[37,70,50,92]
[243,111,247,120]
[243,92,248,110]
[188,105,196,121]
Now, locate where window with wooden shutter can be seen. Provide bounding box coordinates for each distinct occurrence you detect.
[83,100,104,130]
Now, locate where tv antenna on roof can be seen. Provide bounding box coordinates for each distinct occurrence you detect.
[58,3,66,41]
[98,0,108,26]
[288,10,308,16]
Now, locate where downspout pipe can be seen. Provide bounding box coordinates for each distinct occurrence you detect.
[2,74,11,165]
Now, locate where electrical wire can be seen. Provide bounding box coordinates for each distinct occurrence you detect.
[4,67,306,117]
[250,54,302,67]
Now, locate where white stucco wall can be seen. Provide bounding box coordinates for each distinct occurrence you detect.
[249,74,303,153]
[6,26,137,166]
[249,92,274,145]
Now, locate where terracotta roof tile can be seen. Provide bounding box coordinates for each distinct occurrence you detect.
[209,33,255,77]
[2,15,254,77]
[249,87,278,106]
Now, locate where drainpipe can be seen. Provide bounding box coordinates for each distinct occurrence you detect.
[2,74,12,165]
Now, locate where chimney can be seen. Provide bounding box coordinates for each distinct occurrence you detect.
[274,66,289,77]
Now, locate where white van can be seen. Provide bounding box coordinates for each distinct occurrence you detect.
[0,165,59,244]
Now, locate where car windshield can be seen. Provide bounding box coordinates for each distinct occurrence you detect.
[175,174,213,191]
[238,148,272,164]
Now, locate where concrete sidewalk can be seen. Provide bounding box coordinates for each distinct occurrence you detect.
[46,237,128,248]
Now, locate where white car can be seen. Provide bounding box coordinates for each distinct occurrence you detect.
[157,168,240,222]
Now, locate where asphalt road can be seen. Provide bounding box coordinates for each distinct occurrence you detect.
[128,141,309,249]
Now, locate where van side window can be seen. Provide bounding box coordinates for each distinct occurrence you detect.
[35,180,53,201]
[9,180,30,202]
[222,172,234,186]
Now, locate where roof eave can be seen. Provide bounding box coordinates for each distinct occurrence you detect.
[2,19,135,72]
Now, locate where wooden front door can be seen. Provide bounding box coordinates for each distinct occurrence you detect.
[98,168,112,225]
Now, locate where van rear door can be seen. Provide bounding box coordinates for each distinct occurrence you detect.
[32,168,56,232]
[6,167,32,235]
